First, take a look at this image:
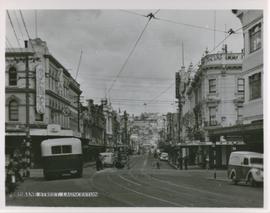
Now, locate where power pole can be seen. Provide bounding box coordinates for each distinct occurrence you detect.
[25,40,31,177]
[124,111,128,145]
[176,72,181,144]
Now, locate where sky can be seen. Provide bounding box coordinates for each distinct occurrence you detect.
[6,9,243,115]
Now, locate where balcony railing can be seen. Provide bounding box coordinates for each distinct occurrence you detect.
[201,53,243,66]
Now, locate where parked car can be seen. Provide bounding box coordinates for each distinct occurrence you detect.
[99,152,115,167]
[227,151,263,186]
[159,152,169,161]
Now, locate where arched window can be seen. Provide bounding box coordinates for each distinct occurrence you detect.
[9,100,19,121]
[9,67,17,86]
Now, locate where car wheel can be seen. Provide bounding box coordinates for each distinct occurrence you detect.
[231,173,238,185]
[248,174,256,187]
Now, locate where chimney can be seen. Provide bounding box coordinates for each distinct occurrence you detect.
[24,40,28,48]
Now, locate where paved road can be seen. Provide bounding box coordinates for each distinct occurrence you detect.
[6,154,263,207]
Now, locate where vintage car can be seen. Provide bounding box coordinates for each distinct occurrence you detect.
[159,152,169,161]
[99,152,115,167]
[227,151,263,186]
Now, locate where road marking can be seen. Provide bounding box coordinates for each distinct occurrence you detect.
[107,174,184,207]
[118,175,142,186]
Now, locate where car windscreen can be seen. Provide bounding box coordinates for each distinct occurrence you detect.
[250,157,263,164]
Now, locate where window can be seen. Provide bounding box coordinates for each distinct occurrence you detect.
[62,145,72,153]
[51,146,61,154]
[51,145,72,154]
[249,23,262,53]
[9,67,17,86]
[243,158,249,165]
[9,100,19,121]
[209,107,216,126]
[237,78,245,93]
[209,79,216,93]
[249,72,261,100]
[250,158,263,164]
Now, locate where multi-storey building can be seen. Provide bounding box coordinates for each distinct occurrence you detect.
[231,10,263,152]
[178,47,244,168]
[81,99,106,161]
[101,99,115,151]
[5,38,82,165]
[182,48,243,140]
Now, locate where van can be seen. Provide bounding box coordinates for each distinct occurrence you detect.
[100,152,115,167]
[227,151,263,186]
[41,138,83,180]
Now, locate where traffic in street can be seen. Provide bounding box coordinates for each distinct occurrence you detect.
[6,153,263,207]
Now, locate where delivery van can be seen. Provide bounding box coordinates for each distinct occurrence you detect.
[227,151,263,186]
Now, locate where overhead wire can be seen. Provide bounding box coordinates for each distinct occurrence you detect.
[119,10,147,18]
[19,10,36,52]
[7,10,22,48]
[107,16,152,93]
[147,26,242,105]
[120,9,229,33]
[75,50,83,80]
[13,10,25,42]
[155,16,227,33]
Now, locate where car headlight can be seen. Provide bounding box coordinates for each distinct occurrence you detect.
[255,169,263,176]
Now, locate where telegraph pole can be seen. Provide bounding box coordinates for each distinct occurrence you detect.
[25,40,31,177]
[176,72,181,144]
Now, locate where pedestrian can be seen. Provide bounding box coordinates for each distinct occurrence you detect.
[156,159,160,169]
[98,154,104,170]
[95,153,100,171]
[177,155,183,170]
[205,155,210,170]
[21,157,28,177]
[6,158,16,194]
[13,156,23,182]
[154,151,158,159]
[126,155,130,169]
[184,156,188,170]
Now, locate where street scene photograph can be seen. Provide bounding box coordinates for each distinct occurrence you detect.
[4,5,264,210]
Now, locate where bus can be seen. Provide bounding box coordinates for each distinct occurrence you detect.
[41,138,83,180]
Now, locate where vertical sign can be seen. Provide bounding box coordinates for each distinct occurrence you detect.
[36,64,45,114]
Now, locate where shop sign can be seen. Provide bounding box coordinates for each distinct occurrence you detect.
[36,64,45,114]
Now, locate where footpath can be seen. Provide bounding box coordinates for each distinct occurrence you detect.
[168,161,229,182]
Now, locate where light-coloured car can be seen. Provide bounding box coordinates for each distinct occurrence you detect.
[100,152,115,167]
[160,152,169,161]
[227,151,263,186]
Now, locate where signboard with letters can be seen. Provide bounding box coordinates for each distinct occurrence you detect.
[36,64,46,114]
